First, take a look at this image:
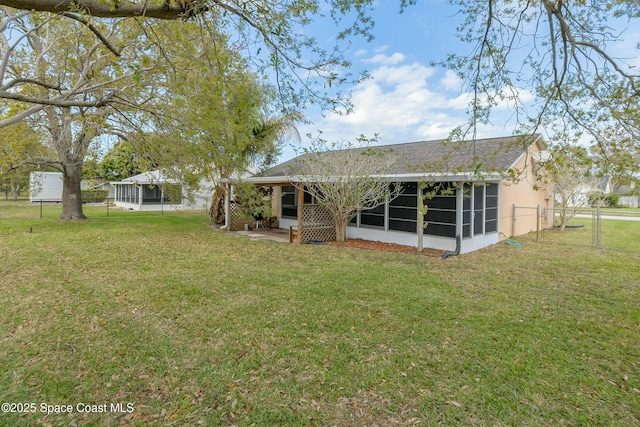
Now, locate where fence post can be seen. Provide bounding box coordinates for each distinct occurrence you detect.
[40,199,43,219]
[596,207,602,249]
[107,198,110,217]
[511,204,516,237]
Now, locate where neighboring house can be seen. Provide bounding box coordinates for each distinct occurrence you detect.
[555,174,613,208]
[111,170,213,211]
[224,134,554,254]
[558,174,613,207]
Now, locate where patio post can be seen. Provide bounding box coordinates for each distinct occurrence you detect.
[224,183,230,230]
[296,186,304,243]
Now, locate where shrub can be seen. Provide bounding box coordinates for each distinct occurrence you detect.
[81,189,108,203]
[588,191,620,208]
[607,193,620,207]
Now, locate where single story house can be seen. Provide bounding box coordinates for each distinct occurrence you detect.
[224,134,554,254]
[111,170,213,211]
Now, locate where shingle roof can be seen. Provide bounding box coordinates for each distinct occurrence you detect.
[261,134,544,178]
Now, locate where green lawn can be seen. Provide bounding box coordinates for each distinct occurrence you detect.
[1,201,639,426]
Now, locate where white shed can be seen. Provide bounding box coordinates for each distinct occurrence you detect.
[29,172,63,202]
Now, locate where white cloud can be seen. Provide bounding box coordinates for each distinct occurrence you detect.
[290,51,528,160]
[364,52,406,65]
[439,70,462,91]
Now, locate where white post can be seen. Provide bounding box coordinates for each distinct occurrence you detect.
[224,183,231,230]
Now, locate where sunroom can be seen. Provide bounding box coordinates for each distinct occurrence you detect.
[273,178,501,253]
[223,135,553,254]
[111,170,182,211]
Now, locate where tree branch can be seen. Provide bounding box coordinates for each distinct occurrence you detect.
[0,90,112,107]
[59,12,122,57]
[1,0,189,19]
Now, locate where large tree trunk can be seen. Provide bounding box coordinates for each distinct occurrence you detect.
[10,182,20,200]
[60,161,86,220]
[208,184,226,224]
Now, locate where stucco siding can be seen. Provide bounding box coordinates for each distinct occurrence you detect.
[499,146,553,237]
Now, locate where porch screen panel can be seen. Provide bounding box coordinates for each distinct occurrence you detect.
[389,183,417,233]
[281,186,297,218]
[360,203,385,228]
[485,184,498,233]
[473,185,484,235]
[424,183,456,238]
[143,185,162,203]
[463,183,472,238]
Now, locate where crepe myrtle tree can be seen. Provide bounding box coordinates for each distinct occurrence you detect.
[291,135,402,242]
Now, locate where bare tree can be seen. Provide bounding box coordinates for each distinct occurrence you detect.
[290,136,402,242]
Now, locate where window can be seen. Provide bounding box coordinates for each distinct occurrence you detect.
[462,183,472,238]
[360,203,385,228]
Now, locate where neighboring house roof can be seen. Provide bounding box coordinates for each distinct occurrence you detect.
[110,170,179,186]
[247,134,545,183]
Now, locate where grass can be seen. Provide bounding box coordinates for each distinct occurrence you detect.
[1,201,639,426]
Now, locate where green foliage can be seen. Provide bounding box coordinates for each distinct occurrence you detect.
[0,121,49,200]
[589,192,621,208]
[100,139,155,180]
[233,182,273,222]
[80,189,108,203]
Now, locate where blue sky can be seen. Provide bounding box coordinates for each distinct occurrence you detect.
[280,1,639,162]
[283,1,516,160]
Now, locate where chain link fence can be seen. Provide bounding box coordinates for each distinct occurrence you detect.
[0,199,209,221]
[513,205,640,252]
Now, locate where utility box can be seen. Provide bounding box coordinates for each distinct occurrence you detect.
[29,172,63,202]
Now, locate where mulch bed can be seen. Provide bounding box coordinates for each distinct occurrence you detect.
[325,239,445,258]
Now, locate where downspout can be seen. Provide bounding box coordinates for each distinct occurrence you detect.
[441,234,461,259]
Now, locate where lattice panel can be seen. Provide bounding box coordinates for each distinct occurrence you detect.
[300,204,336,243]
[228,202,251,231]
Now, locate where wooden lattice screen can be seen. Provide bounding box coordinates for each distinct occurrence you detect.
[300,204,336,243]
[228,201,248,231]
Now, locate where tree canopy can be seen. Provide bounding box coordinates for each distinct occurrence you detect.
[445,0,640,152]
[0,1,417,127]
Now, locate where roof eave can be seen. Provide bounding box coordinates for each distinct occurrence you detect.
[222,171,506,185]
